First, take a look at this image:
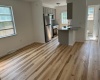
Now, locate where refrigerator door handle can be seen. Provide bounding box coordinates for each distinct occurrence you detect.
[46,24,51,26]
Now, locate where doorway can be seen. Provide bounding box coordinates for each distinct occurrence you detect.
[86,5,99,41]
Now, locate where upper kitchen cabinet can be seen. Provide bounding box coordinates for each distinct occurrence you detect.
[67,3,73,19]
[43,7,56,19]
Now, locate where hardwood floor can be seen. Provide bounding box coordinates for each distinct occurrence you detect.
[0,37,100,80]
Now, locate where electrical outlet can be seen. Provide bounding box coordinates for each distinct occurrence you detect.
[20,39,22,42]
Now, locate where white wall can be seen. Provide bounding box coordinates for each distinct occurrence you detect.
[69,30,76,46]
[98,6,100,45]
[56,5,67,28]
[67,0,87,42]
[94,5,100,39]
[0,0,35,57]
[31,0,45,43]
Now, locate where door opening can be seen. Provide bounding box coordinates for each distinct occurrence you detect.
[86,5,99,41]
[86,6,95,40]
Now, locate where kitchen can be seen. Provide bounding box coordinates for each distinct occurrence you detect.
[43,2,79,46]
[43,8,58,42]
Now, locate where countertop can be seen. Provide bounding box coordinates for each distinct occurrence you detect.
[58,27,69,30]
[58,26,81,31]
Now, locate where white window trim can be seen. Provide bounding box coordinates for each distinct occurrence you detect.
[0,5,17,39]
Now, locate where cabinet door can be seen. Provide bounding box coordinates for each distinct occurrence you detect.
[67,3,73,19]
[51,9,53,14]
[43,7,45,14]
[48,8,51,14]
[53,9,56,19]
[45,7,48,14]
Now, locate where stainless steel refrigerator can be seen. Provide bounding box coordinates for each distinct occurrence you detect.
[43,14,53,42]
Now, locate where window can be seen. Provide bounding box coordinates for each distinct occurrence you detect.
[0,6,16,38]
[88,7,94,20]
[61,12,68,24]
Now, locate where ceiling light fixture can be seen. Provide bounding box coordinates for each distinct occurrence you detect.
[56,3,60,6]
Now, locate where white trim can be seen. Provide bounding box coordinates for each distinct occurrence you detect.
[0,34,17,39]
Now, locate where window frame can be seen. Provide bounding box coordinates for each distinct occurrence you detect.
[0,5,16,39]
[61,11,68,25]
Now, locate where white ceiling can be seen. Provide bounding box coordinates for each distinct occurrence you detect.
[42,0,67,7]
[24,0,67,7]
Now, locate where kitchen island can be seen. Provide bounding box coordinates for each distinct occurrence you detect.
[58,27,79,46]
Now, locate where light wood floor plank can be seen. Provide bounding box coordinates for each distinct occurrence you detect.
[0,38,100,80]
